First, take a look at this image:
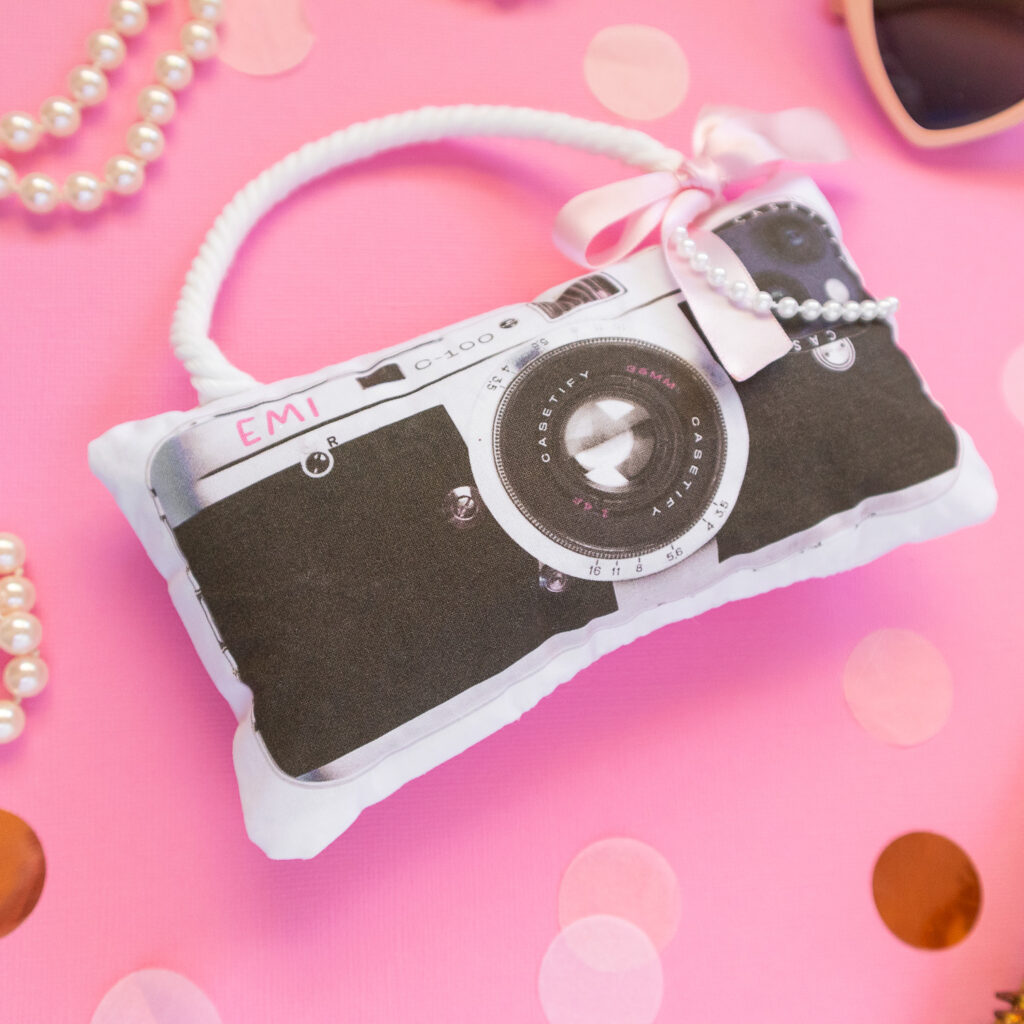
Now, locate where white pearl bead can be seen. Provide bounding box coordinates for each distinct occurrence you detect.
[775,296,799,319]
[181,20,218,61]
[4,655,48,700]
[678,237,697,258]
[137,85,176,124]
[0,534,26,574]
[69,65,109,107]
[154,52,194,91]
[109,0,148,36]
[126,121,164,161]
[105,154,145,195]
[860,299,878,321]
[0,701,26,744]
[189,0,223,25]
[689,251,710,273]
[752,290,774,315]
[0,112,41,153]
[39,97,81,138]
[0,611,43,656]
[881,297,900,316]
[800,299,822,321]
[87,29,126,70]
[842,301,862,322]
[64,172,106,212]
[821,300,843,322]
[727,280,750,307]
[672,226,688,243]
[706,266,727,289]
[18,173,59,214]
[0,576,35,615]
[0,160,16,199]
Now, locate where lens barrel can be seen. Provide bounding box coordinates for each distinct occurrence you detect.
[493,338,727,559]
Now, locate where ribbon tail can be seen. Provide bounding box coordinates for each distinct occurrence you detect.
[660,189,794,381]
[553,171,680,268]
[691,106,850,183]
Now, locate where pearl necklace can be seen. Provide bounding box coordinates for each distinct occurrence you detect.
[0,534,47,745]
[0,0,222,214]
[672,226,899,323]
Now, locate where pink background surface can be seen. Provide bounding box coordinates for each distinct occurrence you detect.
[2,0,1023,1021]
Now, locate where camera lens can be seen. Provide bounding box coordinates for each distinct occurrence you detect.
[752,209,828,265]
[750,269,810,307]
[562,394,656,494]
[493,338,726,560]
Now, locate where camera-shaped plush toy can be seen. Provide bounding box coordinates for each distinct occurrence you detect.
[92,115,994,857]
[145,186,962,784]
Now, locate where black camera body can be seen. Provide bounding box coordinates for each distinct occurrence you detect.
[148,180,960,781]
[707,199,958,560]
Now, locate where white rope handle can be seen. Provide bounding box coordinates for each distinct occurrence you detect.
[171,104,683,404]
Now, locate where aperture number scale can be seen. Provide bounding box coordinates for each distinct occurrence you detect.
[485,338,551,392]
[587,560,637,578]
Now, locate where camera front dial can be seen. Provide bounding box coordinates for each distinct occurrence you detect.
[469,331,747,581]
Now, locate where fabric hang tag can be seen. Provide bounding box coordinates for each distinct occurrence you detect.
[660,189,792,381]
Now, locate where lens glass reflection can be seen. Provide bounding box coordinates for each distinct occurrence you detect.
[563,396,656,494]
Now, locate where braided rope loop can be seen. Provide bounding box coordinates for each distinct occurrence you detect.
[170,104,681,404]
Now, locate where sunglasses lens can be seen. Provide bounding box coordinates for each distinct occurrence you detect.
[873,0,1024,130]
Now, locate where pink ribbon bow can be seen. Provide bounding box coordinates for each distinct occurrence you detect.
[553,106,850,380]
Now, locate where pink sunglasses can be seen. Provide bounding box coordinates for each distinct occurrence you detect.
[834,0,1024,146]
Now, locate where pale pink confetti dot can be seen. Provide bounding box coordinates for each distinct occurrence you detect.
[843,628,953,746]
[538,915,663,1024]
[583,25,689,121]
[558,837,681,951]
[1001,345,1024,427]
[219,0,314,77]
[91,969,222,1024]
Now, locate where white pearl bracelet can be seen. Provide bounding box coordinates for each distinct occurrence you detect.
[0,533,49,745]
[0,0,223,214]
[671,225,899,323]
